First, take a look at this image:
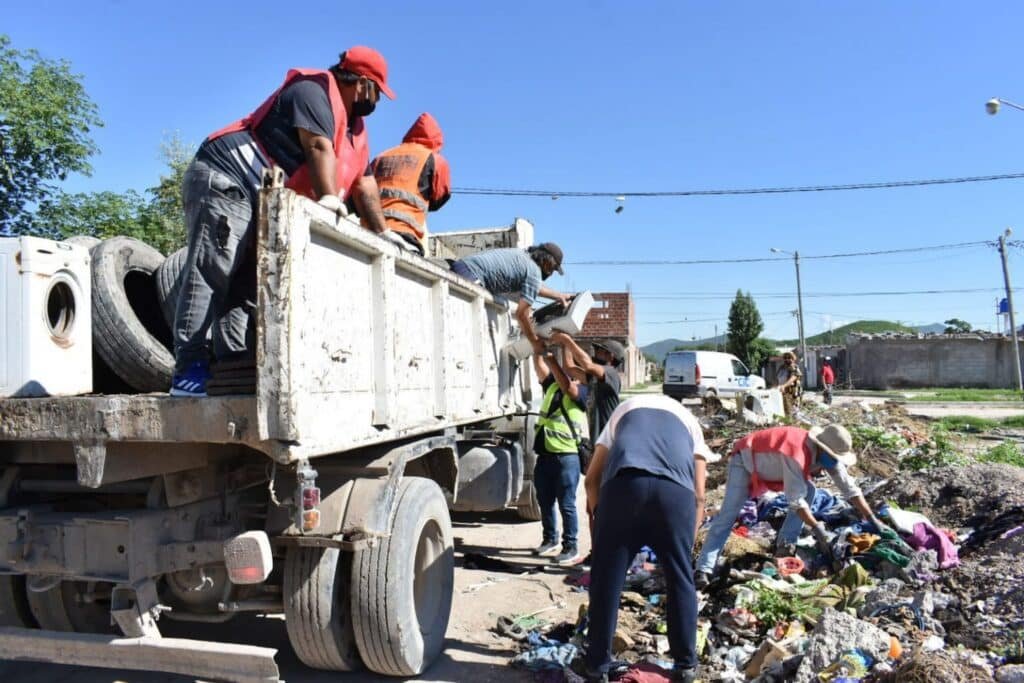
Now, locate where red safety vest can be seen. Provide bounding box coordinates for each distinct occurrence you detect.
[731,426,813,498]
[208,68,368,200]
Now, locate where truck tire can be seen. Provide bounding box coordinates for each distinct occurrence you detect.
[0,575,37,628]
[283,546,362,672]
[516,480,543,521]
[91,237,175,392]
[26,580,115,633]
[351,477,454,676]
[155,247,187,329]
[64,235,101,251]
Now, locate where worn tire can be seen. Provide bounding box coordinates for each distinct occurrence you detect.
[26,580,114,633]
[155,247,188,330]
[0,575,37,628]
[351,477,454,676]
[516,479,543,521]
[63,235,101,251]
[283,546,362,671]
[91,237,174,392]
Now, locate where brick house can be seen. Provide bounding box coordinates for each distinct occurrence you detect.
[577,292,646,387]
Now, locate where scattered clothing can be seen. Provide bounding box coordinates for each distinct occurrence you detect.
[906,521,960,569]
[758,488,848,525]
[510,639,578,671]
[618,662,675,683]
[463,552,530,574]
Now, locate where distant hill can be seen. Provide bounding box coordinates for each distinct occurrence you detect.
[643,319,935,361]
[779,320,919,346]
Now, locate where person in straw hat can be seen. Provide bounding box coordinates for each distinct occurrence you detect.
[694,423,890,589]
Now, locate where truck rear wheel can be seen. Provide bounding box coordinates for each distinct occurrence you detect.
[26,580,115,633]
[351,477,454,676]
[283,546,361,671]
[516,480,543,521]
[0,575,37,628]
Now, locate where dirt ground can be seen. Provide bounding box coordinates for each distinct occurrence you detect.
[0,500,592,683]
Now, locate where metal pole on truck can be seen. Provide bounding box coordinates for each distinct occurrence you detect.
[998,230,1024,393]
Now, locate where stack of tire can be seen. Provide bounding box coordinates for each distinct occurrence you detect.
[65,236,187,394]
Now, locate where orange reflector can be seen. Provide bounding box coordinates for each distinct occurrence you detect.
[302,510,321,531]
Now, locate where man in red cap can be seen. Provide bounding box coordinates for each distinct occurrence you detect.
[370,112,451,254]
[171,47,395,397]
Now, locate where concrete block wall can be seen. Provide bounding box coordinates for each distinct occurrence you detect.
[846,336,1021,389]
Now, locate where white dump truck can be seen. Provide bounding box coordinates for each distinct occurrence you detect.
[0,175,592,681]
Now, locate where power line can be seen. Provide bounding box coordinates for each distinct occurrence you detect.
[634,287,1019,300]
[569,240,997,266]
[453,171,1024,198]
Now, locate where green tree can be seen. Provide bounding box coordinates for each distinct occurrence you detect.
[0,35,102,234]
[944,318,972,334]
[139,133,192,253]
[31,190,148,241]
[746,337,775,373]
[726,290,765,368]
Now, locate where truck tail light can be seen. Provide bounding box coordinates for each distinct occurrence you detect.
[223,531,273,585]
[695,364,701,385]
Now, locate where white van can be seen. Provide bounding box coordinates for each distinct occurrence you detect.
[662,350,766,400]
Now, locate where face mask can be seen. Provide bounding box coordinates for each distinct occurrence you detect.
[352,99,377,117]
[590,355,608,366]
[818,452,838,469]
[541,269,553,281]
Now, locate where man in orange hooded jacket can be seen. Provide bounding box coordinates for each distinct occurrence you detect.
[370,113,451,254]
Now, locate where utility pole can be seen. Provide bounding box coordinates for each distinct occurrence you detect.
[794,251,808,385]
[999,230,1023,392]
[714,323,719,351]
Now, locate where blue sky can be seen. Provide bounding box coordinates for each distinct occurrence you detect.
[8,1,1024,345]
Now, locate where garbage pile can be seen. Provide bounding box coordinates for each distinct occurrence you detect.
[499,401,1024,681]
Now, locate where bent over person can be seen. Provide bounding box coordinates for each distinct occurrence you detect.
[171,47,394,396]
[583,394,713,683]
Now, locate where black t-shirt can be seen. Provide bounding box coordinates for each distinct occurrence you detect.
[197,78,335,190]
[588,366,621,444]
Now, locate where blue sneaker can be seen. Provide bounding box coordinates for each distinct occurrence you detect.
[170,362,210,397]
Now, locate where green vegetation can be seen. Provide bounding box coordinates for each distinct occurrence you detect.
[747,582,821,628]
[901,426,968,471]
[778,320,917,346]
[850,425,909,452]
[901,388,1024,402]
[0,35,191,252]
[978,441,1024,467]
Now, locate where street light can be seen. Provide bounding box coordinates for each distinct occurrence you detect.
[986,97,1024,115]
[770,247,808,382]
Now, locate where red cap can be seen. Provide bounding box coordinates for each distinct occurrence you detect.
[341,46,395,99]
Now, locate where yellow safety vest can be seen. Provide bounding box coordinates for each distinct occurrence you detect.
[536,383,589,454]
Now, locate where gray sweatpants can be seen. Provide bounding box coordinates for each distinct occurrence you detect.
[172,157,259,374]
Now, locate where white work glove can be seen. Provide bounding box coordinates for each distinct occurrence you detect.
[317,194,349,218]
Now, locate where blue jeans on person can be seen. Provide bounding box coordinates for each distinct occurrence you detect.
[586,469,698,674]
[533,452,580,547]
[696,457,815,573]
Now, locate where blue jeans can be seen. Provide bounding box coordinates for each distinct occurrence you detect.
[696,457,815,573]
[533,453,580,548]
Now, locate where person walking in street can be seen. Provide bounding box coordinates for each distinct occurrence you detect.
[171,47,394,397]
[694,424,891,588]
[821,356,835,405]
[532,349,590,565]
[776,351,803,416]
[452,244,571,356]
[583,394,714,683]
[370,112,451,254]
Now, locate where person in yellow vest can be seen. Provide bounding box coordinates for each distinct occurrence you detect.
[370,112,451,254]
[532,348,590,566]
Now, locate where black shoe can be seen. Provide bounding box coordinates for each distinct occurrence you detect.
[673,667,697,683]
[533,540,559,556]
[694,571,711,590]
[554,546,581,565]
